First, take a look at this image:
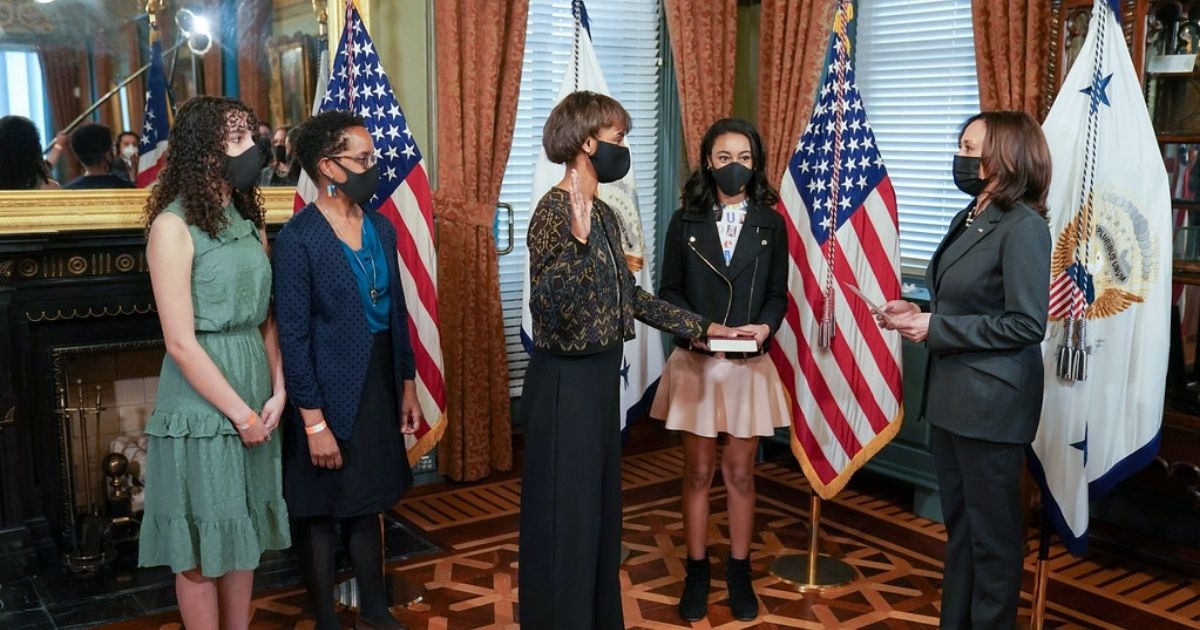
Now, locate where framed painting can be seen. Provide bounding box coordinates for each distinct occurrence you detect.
[268,33,316,129]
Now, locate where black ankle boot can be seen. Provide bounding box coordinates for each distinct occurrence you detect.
[678,556,711,621]
[725,555,758,621]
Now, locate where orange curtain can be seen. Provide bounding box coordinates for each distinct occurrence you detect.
[664,0,738,168]
[757,0,837,186]
[237,0,272,122]
[972,0,1049,117]
[38,45,89,179]
[432,0,528,482]
[124,22,145,135]
[202,0,224,97]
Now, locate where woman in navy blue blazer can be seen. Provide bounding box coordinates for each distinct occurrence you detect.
[273,110,421,630]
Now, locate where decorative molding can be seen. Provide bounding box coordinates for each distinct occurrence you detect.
[26,304,156,323]
[2,250,149,284]
[0,188,295,235]
[0,0,54,35]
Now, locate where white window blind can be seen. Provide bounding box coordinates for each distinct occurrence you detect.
[857,0,980,275]
[496,0,663,396]
[0,47,49,147]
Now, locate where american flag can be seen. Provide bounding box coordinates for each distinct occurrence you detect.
[294,5,447,464]
[1049,262,1093,320]
[767,2,903,500]
[136,31,171,188]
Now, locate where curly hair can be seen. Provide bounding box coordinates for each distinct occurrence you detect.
[682,118,779,215]
[143,96,264,238]
[294,109,365,182]
[0,115,52,190]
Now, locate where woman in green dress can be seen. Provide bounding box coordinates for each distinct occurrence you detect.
[138,96,290,630]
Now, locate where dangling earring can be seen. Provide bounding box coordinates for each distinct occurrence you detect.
[326,182,337,197]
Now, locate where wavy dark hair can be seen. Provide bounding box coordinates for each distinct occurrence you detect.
[0,115,52,190]
[294,109,366,182]
[681,118,778,215]
[143,96,264,238]
[960,111,1051,217]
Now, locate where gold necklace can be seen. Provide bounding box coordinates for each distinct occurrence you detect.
[320,208,379,305]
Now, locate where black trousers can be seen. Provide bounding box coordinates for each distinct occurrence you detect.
[930,425,1026,630]
[518,347,624,630]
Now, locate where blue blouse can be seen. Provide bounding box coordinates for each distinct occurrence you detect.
[340,216,392,333]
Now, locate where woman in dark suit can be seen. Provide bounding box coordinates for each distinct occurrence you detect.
[273,110,421,630]
[519,91,738,630]
[651,118,790,622]
[879,111,1052,630]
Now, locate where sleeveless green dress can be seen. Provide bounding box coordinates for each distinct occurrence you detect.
[137,201,290,577]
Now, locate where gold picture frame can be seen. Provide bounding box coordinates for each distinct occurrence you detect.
[0,188,296,235]
[268,33,317,129]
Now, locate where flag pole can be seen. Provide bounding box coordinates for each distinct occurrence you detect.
[768,493,856,592]
[1030,510,1052,629]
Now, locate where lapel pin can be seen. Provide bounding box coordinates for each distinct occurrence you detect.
[761,240,768,245]
[977,227,984,232]
[689,236,696,242]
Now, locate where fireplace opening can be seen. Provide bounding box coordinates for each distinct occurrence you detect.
[52,341,164,572]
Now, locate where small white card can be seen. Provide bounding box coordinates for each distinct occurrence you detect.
[708,338,759,353]
[843,283,894,325]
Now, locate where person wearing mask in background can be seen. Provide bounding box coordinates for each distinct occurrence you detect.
[138,96,290,630]
[518,91,743,630]
[261,125,299,187]
[115,131,141,183]
[64,123,135,189]
[0,115,61,190]
[652,118,791,623]
[876,111,1052,630]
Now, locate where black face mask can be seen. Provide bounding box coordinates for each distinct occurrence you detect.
[589,139,631,184]
[332,159,381,206]
[952,155,987,197]
[711,162,753,197]
[226,144,261,191]
[273,145,288,164]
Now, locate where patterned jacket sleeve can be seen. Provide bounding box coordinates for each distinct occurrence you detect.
[528,194,595,322]
[632,284,709,339]
[272,224,323,410]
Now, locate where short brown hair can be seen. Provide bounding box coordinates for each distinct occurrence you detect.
[542,91,632,164]
[961,111,1052,217]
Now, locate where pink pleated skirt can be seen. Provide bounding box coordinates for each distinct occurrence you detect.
[650,348,791,439]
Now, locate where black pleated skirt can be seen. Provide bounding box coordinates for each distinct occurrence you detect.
[282,331,413,518]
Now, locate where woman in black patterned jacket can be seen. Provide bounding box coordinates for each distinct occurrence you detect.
[517,91,739,630]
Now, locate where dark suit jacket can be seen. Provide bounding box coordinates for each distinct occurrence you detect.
[923,201,1051,444]
[659,202,788,349]
[272,203,416,440]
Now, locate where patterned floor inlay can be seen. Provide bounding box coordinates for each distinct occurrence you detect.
[100,446,1200,629]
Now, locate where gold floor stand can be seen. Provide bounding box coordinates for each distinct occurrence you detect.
[770,493,860,592]
[769,554,857,592]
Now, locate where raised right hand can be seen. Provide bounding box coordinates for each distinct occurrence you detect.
[568,169,593,243]
[308,430,343,469]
